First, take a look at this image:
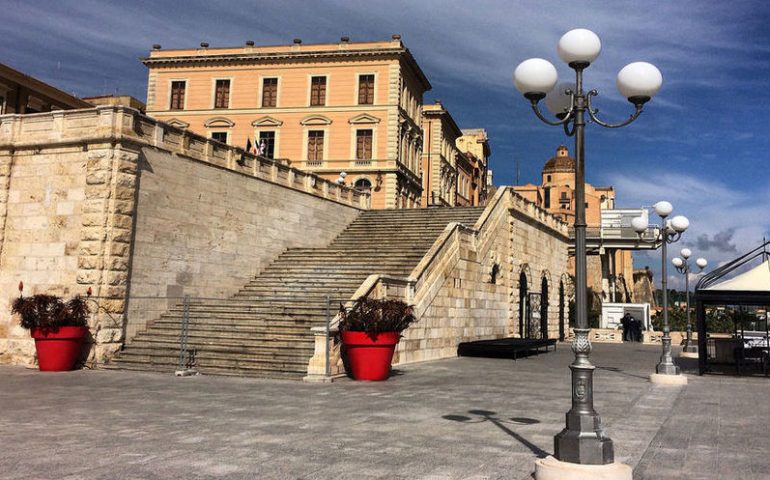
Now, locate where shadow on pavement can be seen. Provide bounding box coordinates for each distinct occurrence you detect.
[442,409,549,458]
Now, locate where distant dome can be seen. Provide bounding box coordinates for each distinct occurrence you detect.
[543,145,575,174]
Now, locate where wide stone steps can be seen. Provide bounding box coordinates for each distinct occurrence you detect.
[109,206,484,378]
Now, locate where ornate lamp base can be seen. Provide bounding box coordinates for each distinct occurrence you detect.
[555,329,615,465]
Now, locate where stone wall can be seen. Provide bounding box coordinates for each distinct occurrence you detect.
[0,107,367,366]
[395,188,570,364]
[126,147,361,340]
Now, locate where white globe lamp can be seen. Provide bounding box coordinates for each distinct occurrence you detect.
[670,215,689,233]
[513,58,558,100]
[557,28,601,66]
[680,248,692,259]
[631,216,648,234]
[617,62,663,104]
[545,82,576,117]
[654,201,673,218]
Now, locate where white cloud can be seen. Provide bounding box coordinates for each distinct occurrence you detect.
[605,171,770,289]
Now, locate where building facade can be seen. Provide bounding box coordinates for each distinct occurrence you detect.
[514,145,635,306]
[143,36,430,209]
[456,128,491,206]
[420,101,490,207]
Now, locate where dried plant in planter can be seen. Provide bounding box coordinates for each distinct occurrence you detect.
[12,294,90,331]
[338,297,417,340]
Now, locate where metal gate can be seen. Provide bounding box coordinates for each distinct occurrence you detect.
[526,292,542,339]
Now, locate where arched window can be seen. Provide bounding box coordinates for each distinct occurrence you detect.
[354,178,372,192]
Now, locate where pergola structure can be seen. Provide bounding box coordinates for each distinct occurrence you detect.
[695,241,770,375]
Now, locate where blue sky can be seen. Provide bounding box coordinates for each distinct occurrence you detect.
[2,0,769,288]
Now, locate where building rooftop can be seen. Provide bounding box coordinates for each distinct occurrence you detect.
[143,36,431,91]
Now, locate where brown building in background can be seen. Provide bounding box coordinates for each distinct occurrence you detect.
[514,145,635,306]
[0,63,91,114]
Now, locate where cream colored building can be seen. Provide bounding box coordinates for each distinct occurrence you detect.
[143,36,430,209]
[420,101,490,207]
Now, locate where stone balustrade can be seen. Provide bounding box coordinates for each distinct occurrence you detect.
[0,106,369,210]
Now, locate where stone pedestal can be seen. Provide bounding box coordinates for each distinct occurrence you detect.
[534,456,631,480]
[649,372,688,385]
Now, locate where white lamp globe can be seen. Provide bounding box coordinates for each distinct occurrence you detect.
[545,82,576,117]
[672,257,684,268]
[654,201,673,217]
[557,28,601,65]
[670,215,689,232]
[631,216,648,233]
[696,258,708,269]
[617,62,663,103]
[680,248,692,259]
[514,58,558,98]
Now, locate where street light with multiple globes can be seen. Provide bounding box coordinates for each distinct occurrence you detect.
[632,202,689,375]
[513,28,662,465]
[671,250,708,353]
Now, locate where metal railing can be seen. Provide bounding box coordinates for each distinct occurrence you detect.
[321,295,356,378]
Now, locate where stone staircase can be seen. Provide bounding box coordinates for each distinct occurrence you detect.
[107,207,483,379]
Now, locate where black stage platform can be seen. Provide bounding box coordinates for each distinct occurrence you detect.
[457,338,557,360]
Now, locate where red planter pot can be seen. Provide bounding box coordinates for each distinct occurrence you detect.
[341,331,400,381]
[30,326,89,371]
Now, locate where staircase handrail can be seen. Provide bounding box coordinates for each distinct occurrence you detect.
[407,188,511,287]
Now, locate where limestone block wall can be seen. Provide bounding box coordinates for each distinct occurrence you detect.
[393,188,570,365]
[126,147,361,340]
[0,106,367,366]
[0,146,90,362]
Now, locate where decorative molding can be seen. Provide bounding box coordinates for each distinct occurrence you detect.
[165,118,190,129]
[252,116,284,127]
[203,116,235,128]
[348,113,380,125]
[300,114,333,126]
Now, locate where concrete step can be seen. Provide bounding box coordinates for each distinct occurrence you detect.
[114,205,485,379]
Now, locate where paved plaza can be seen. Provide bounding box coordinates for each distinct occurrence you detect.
[1,343,768,480]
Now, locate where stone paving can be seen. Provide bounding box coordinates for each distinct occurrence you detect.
[0,343,768,480]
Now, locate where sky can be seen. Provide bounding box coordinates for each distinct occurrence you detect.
[2,0,769,289]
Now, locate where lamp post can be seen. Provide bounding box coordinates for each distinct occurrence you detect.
[631,203,689,375]
[513,28,662,466]
[672,250,707,353]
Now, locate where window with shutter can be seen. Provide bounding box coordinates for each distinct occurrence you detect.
[262,78,277,107]
[358,74,374,105]
[170,81,186,110]
[356,129,373,160]
[307,130,324,162]
[214,79,230,109]
[310,76,326,106]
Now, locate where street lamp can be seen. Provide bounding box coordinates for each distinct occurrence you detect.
[514,28,662,467]
[632,202,689,376]
[672,250,707,353]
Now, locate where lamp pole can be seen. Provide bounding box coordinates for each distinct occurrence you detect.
[514,29,662,465]
[672,250,707,353]
[632,203,690,374]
